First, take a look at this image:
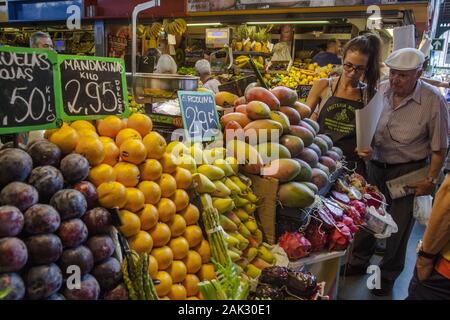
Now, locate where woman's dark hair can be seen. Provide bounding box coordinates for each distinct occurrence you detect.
[342,33,381,99]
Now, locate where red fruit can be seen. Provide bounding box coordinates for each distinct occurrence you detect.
[278,232,311,260]
[328,223,353,251]
[27,141,61,167]
[82,207,112,235]
[0,148,33,188]
[57,219,88,248]
[0,206,24,237]
[348,200,367,219]
[103,283,129,300]
[91,257,122,291]
[0,273,25,300]
[60,154,89,184]
[73,181,98,209]
[50,189,87,221]
[86,235,115,263]
[305,222,327,253]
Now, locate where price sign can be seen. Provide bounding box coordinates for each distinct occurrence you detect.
[58,55,128,120]
[178,91,221,142]
[297,85,312,100]
[0,46,61,135]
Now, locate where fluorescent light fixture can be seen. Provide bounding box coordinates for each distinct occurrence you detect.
[368,16,382,21]
[187,23,222,27]
[247,21,330,25]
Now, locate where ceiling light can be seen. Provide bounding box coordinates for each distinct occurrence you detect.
[187,23,222,27]
[247,21,330,25]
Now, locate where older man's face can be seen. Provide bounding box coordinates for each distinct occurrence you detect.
[34,37,54,50]
[389,68,422,96]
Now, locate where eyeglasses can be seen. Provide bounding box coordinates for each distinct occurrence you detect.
[343,63,366,73]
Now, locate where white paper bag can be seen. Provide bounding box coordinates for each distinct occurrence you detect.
[413,195,433,226]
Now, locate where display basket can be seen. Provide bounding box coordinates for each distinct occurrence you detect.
[218,75,257,96]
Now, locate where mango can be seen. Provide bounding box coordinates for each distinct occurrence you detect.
[235,104,247,115]
[234,96,246,107]
[245,87,280,110]
[261,158,301,182]
[300,181,318,194]
[257,142,291,165]
[290,125,314,147]
[226,140,263,175]
[293,101,312,118]
[220,112,251,129]
[245,101,271,121]
[280,134,304,158]
[270,86,298,107]
[269,111,291,134]
[215,91,239,107]
[303,118,320,134]
[197,164,225,181]
[292,159,313,182]
[278,181,315,208]
[244,119,283,143]
[280,106,301,126]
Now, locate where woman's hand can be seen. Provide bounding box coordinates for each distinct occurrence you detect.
[357,148,372,161]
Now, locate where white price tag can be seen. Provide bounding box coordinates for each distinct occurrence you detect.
[243,37,251,46]
[168,34,176,45]
[267,42,274,52]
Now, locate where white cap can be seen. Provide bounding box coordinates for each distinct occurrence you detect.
[385,48,425,71]
[195,59,211,75]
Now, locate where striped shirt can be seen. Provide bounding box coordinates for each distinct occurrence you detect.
[372,80,449,164]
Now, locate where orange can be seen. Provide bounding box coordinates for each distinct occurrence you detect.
[157,198,176,223]
[148,254,159,279]
[183,274,200,297]
[44,128,58,140]
[183,225,203,248]
[157,173,177,198]
[151,246,173,271]
[118,209,141,237]
[71,120,96,132]
[128,230,153,254]
[124,188,145,212]
[137,204,159,230]
[169,237,189,260]
[139,159,162,181]
[149,222,171,247]
[88,164,116,187]
[97,116,123,138]
[100,139,120,166]
[167,260,187,283]
[121,118,128,129]
[99,136,114,144]
[182,250,202,274]
[167,284,187,300]
[97,181,127,208]
[160,152,177,174]
[127,113,153,137]
[49,126,78,154]
[154,270,172,297]
[170,189,190,212]
[197,263,216,281]
[138,181,161,205]
[172,167,192,190]
[115,128,142,147]
[143,132,167,160]
[120,139,147,165]
[114,162,140,187]
[76,129,99,139]
[167,214,186,238]
[179,204,200,226]
[194,239,211,264]
[75,137,105,166]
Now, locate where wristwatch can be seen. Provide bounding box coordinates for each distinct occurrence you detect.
[416,240,437,259]
[426,176,438,185]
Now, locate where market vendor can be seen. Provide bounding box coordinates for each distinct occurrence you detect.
[155,54,178,74]
[306,33,382,174]
[312,39,342,67]
[29,31,54,50]
[344,48,449,297]
[195,59,221,94]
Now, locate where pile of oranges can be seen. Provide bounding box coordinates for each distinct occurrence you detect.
[46,114,216,300]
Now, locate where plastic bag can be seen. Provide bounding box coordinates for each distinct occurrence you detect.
[363,206,398,239]
[413,195,433,226]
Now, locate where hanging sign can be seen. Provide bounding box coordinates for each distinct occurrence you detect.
[0,46,61,135]
[178,91,220,142]
[58,55,128,120]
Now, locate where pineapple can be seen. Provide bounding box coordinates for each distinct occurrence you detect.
[234,25,244,51]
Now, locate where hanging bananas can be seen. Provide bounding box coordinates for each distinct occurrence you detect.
[147,22,163,38]
[163,18,187,36]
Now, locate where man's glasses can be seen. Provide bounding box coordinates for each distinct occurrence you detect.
[343,63,366,73]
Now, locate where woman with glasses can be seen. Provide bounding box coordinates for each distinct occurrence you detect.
[306,33,381,174]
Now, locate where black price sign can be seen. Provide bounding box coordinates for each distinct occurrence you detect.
[178,91,221,142]
[59,55,128,120]
[297,85,312,99]
[0,46,61,134]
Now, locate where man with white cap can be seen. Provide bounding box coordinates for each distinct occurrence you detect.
[343,48,449,297]
[195,59,221,94]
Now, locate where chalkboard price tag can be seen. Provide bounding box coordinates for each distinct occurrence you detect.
[178,91,221,142]
[58,55,129,120]
[0,46,61,135]
[297,85,312,99]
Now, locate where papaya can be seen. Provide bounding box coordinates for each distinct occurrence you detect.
[290,125,314,147]
[220,112,251,128]
[280,134,304,158]
[278,182,315,208]
[270,86,298,107]
[215,92,239,107]
[245,87,280,110]
[261,159,301,182]
[293,101,312,119]
[243,120,283,143]
[269,111,290,134]
[280,106,301,126]
[257,142,291,165]
[245,101,271,121]
[226,140,263,175]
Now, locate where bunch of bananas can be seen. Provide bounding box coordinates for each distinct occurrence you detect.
[163,18,187,36]
[146,22,163,38]
[235,55,265,71]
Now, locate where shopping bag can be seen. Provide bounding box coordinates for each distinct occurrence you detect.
[413,195,433,226]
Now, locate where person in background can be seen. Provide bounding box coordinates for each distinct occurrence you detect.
[195,59,222,94]
[29,31,54,50]
[407,174,450,300]
[306,33,381,175]
[155,54,177,74]
[312,39,342,67]
[345,48,449,297]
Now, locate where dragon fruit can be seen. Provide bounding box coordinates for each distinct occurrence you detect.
[305,222,327,252]
[279,232,311,260]
[316,207,336,230]
[331,191,350,204]
[322,198,344,221]
[328,222,353,251]
[348,200,366,219]
[342,215,359,233]
[345,205,364,225]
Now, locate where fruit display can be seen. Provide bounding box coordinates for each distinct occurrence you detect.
[128,95,145,115]
[265,64,333,88]
[0,143,124,300]
[232,25,272,54]
[46,114,215,300]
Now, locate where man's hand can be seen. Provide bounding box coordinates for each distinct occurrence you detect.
[407,180,435,196]
[357,148,372,161]
[416,256,434,281]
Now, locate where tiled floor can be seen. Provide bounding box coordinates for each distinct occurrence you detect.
[337,222,426,300]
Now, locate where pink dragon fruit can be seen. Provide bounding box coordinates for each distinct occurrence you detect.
[328,223,353,251]
[342,215,359,233]
[279,232,311,260]
[348,200,366,219]
[345,205,364,225]
[305,223,327,253]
